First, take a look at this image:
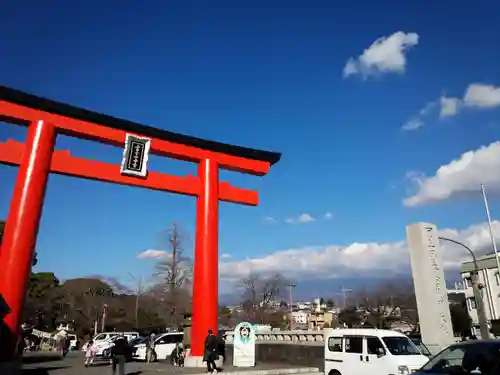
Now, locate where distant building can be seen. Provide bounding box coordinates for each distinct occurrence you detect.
[308,311,334,330]
[293,301,313,310]
[291,311,308,325]
[461,253,500,325]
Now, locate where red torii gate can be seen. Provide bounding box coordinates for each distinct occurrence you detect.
[0,86,280,364]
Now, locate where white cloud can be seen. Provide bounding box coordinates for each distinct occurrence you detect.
[404,141,500,207]
[299,213,315,223]
[419,102,437,116]
[220,253,232,259]
[463,84,500,108]
[219,221,500,281]
[137,249,168,259]
[402,95,461,131]
[402,118,424,131]
[436,84,500,119]
[403,83,500,131]
[286,213,316,224]
[343,31,419,78]
[263,216,276,224]
[439,96,461,118]
[324,212,334,220]
[401,101,438,131]
[402,83,500,130]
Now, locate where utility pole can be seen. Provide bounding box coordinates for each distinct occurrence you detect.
[101,304,108,332]
[481,184,500,320]
[128,272,143,329]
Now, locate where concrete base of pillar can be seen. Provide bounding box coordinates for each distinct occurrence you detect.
[184,355,223,368]
[0,360,21,375]
[184,355,205,368]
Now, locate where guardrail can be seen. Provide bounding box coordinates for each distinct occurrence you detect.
[225,331,324,345]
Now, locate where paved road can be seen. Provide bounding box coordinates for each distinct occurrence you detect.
[22,353,161,375]
[21,351,305,375]
[22,352,189,375]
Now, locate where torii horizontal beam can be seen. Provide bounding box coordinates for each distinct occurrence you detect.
[0,139,258,206]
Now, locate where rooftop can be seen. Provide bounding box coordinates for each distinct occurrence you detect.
[461,252,500,273]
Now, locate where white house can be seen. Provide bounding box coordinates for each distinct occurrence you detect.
[291,311,309,325]
[460,253,500,325]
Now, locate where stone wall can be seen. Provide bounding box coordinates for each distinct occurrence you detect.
[226,344,324,371]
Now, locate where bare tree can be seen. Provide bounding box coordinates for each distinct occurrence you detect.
[151,223,193,327]
[354,281,417,329]
[239,273,287,324]
[393,283,419,331]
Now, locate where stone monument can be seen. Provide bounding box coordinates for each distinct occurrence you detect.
[406,222,454,354]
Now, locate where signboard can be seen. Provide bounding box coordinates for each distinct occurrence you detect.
[233,322,255,367]
[32,329,52,339]
[120,134,152,178]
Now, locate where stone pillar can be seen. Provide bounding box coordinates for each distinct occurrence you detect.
[406,222,454,354]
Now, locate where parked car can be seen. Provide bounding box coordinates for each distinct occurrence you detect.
[100,336,144,362]
[82,332,119,351]
[134,332,184,362]
[324,328,429,375]
[88,331,139,349]
[87,332,139,357]
[412,339,500,374]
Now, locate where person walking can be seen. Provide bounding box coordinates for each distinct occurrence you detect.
[63,336,70,357]
[84,340,96,367]
[110,333,127,375]
[203,329,218,373]
[58,337,66,357]
[146,332,156,363]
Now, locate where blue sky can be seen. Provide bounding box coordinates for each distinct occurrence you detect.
[1,0,500,291]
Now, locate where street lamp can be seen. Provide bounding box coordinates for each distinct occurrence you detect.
[438,236,489,340]
[287,283,296,330]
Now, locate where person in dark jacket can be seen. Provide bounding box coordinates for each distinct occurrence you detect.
[203,329,218,373]
[110,333,128,375]
[216,332,226,365]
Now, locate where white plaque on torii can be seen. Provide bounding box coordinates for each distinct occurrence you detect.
[120,134,152,178]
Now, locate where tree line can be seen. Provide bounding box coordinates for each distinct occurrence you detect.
[1,222,195,339]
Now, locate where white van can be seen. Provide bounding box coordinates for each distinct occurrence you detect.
[324,328,429,375]
[92,332,119,346]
